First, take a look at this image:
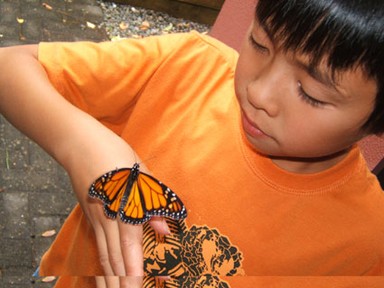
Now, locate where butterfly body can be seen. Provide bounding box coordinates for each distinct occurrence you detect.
[89,163,187,225]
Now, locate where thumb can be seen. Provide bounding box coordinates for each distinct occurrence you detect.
[149,217,171,235]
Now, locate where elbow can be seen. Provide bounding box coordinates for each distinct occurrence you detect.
[0,44,40,103]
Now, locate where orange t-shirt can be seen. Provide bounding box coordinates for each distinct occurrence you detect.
[37,32,384,287]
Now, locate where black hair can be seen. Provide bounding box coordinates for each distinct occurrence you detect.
[256,0,384,134]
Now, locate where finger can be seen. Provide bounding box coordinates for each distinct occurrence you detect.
[93,223,115,276]
[120,276,143,288]
[118,221,144,276]
[83,199,117,276]
[102,218,127,276]
[105,276,120,288]
[95,276,107,288]
[149,217,170,235]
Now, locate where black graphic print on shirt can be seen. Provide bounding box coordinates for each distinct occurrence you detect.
[143,219,244,287]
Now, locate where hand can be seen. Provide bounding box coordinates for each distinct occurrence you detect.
[72,169,171,288]
[84,204,170,288]
[68,137,171,288]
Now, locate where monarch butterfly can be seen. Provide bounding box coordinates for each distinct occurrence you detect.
[89,163,187,225]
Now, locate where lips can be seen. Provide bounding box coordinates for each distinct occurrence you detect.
[241,111,269,138]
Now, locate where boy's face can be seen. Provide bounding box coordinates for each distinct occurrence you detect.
[234,19,377,172]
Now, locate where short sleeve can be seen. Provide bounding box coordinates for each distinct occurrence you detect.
[38,33,188,128]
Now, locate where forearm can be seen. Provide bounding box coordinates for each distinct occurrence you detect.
[0,45,141,199]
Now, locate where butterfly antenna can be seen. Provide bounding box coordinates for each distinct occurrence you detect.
[139,155,158,165]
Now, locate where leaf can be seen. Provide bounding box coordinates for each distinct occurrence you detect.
[42,3,53,10]
[41,276,56,283]
[41,229,56,237]
[111,35,126,42]
[119,21,129,30]
[16,17,25,24]
[86,21,96,29]
[177,22,190,29]
[162,23,173,33]
[140,20,150,31]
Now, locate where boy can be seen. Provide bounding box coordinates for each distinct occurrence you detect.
[0,0,383,287]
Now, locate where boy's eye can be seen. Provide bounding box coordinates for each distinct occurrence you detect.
[248,34,269,53]
[297,81,326,108]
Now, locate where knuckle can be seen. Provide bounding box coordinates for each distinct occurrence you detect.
[98,254,111,270]
[108,252,124,268]
[120,237,140,249]
[120,237,133,248]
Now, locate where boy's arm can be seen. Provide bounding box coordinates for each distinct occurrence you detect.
[0,45,168,285]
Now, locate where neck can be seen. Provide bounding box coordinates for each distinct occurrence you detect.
[270,148,352,174]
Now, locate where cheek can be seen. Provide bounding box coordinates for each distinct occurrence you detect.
[234,62,248,101]
[280,114,360,156]
[234,52,259,97]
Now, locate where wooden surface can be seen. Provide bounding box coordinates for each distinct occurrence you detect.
[104,0,224,25]
[177,0,223,10]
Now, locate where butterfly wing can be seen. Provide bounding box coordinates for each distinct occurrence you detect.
[119,170,187,224]
[89,165,187,224]
[89,168,131,219]
[119,179,151,224]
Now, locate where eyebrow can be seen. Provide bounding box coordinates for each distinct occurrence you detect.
[256,16,340,91]
[295,60,337,89]
[257,17,275,44]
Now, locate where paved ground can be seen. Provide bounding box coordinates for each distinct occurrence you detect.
[0,0,109,287]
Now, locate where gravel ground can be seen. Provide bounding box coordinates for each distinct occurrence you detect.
[97,0,211,40]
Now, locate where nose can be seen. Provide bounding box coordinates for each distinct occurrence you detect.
[246,76,280,117]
